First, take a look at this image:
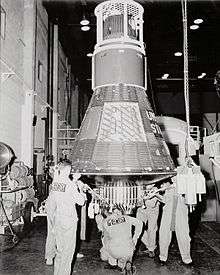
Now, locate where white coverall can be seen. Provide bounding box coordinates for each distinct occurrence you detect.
[45,167,60,263]
[45,166,86,275]
[45,191,57,262]
[159,184,192,264]
[96,212,142,269]
[136,196,159,253]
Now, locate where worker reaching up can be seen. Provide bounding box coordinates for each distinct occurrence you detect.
[136,183,162,258]
[45,162,86,275]
[95,205,142,274]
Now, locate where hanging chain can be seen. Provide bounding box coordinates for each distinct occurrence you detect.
[181,0,190,161]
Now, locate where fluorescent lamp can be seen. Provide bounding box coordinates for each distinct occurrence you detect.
[87,53,93,57]
[81,26,90,31]
[190,24,199,30]
[194,19,203,24]
[198,73,206,79]
[80,15,90,26]
[174,52,182,57]
[162,74,169,79]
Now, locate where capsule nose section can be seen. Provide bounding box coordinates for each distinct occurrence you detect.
[71,84,176,178]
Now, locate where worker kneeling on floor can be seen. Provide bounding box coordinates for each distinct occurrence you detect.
[95,205,142,274]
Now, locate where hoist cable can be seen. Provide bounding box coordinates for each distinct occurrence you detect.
[181,0,190,161]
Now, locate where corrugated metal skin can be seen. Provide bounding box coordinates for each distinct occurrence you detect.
[71,84,175,175]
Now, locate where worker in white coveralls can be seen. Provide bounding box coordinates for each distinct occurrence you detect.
[45,162,86,275]
[95,205,142,273]
[136,183,162,258]
[45,163,61,265]
[159,178,193,266]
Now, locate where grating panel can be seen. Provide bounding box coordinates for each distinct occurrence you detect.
[97,102,146,142]
[102,2,124,20]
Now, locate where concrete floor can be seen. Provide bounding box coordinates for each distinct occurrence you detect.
[0,218,220,275]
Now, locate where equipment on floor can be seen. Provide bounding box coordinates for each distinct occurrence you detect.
[0,142,38,250]
[176,164,206,212]
[0,142,14,174]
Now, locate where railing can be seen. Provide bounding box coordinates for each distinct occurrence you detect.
[57,128,79,149]
[190,126,207,144]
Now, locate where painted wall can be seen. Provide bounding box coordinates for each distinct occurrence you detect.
[34,0,48,154]
[0,0,25,158]
[58,42,68,123]
[0,0,49,168]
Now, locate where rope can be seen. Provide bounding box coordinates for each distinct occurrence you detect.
[147,67,157,114]
[210,158,220,201]
[181,0,191,161]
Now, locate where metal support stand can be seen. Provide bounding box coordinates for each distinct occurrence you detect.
[0,175,22,245]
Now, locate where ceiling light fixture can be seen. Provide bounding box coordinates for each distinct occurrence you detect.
[81,25,90,31]
[80,15,90,26]
[198,73,206,79]
[194,18,203,24]
[87,53,93,57]
[190,24,199,30]
[162,73,169,79]
[174,52,182,57]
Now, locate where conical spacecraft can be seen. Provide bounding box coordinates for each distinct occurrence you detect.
[71,0,175,179]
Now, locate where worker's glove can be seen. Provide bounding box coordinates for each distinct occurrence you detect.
[81,184,89,193]
[145,187,158,200]
[77,180,85,190]
[72,172,81,182]
[136,199,144,207]
[77,180,89,193]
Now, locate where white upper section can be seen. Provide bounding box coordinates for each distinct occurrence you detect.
[95,0,144,51]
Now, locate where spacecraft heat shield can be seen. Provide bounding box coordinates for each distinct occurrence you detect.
[71,84,175,176]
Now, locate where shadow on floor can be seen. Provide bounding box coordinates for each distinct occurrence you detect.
[0,218,220,275]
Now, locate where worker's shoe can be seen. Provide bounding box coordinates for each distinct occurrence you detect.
[157,259,167,266]
[76,253,84,259]
[46,259,53,266]
[124,261,136,275]
[142,249,155,258]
